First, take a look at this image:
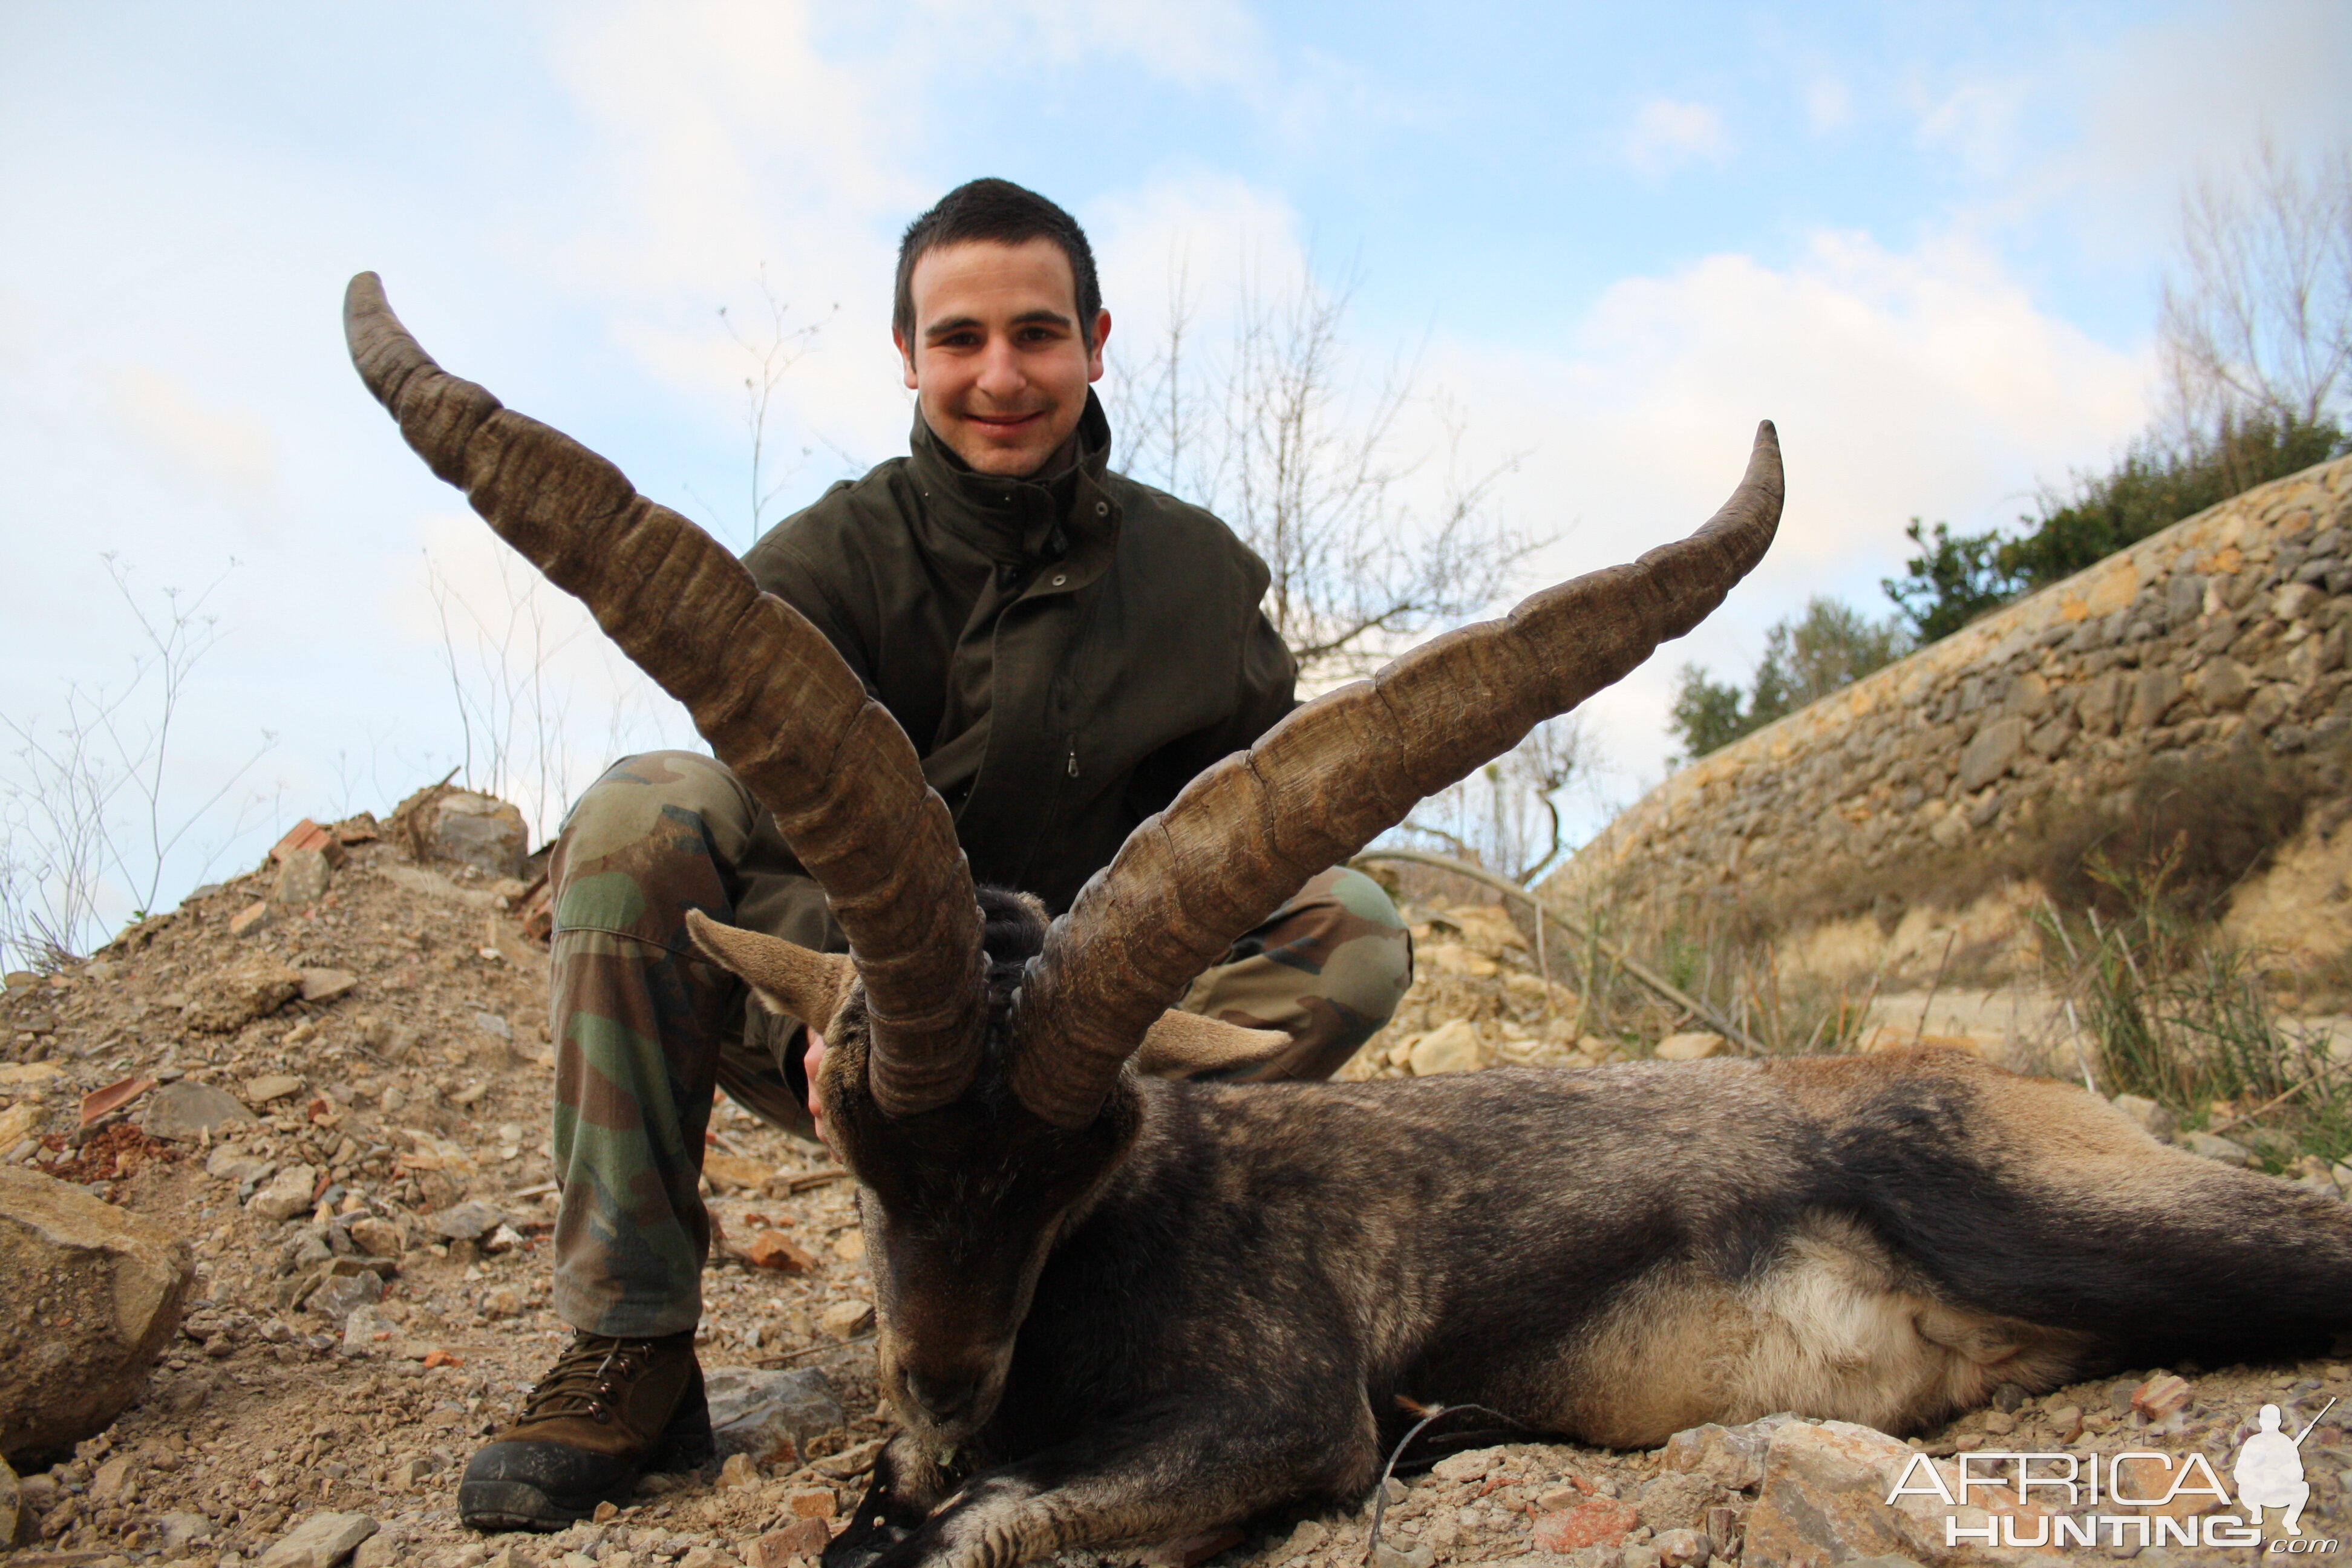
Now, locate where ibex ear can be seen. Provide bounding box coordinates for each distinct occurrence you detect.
[685,910,855,1031]
[1131,1011,1295,1080]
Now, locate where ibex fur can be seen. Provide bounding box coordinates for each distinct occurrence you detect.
[344,272,2352,1568]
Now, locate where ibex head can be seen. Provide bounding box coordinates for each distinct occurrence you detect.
[343,270,1783,1451]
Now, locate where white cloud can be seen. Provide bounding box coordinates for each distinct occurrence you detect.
[1910,73,2031,177]
[1415,229,2148,829]
[1624,98,1732,174]
[916,0,1273,91]
[109,365,281,505]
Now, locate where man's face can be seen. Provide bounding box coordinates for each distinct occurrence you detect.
[897,237,1111,478]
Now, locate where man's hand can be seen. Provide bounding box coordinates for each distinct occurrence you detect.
[805,1026,828,1147]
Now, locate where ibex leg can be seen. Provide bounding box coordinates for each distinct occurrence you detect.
[843,1406,1376,1568]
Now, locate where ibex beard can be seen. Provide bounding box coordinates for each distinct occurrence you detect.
[341,270,2352,1568]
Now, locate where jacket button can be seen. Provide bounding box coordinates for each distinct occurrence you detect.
[1095,501,1109,516]
[1051,574,1068,587]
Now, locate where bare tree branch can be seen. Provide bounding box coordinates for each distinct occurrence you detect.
[1109,248,1545,688]
[2159,138,2352,439]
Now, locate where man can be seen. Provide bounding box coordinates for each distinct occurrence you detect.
[457,179,1414,1532]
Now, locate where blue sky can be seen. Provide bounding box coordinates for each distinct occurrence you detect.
[3,0,2348,941]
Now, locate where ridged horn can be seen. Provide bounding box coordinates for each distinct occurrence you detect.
[1010,422,1783,1127]
[344,272,985,1116]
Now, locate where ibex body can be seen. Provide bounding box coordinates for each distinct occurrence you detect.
[741,894,2352,1568]
[342,272,2352,1568]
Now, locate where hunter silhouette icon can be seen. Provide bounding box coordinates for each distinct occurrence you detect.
[2235,1397,2336,1536]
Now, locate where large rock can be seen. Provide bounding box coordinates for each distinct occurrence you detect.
[185,955,303,1035]
[418,789,528,878]
[1742,1419,2053,1567]
[705,1366,845,1466]
[145,1079,258,1142]
[0,1167,195,1462]
[1743,1420,1921,1567]
[1,1454,19,1547]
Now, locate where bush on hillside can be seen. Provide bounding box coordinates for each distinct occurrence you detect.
[1667,596,1911,763]
[1885,414,2348,645]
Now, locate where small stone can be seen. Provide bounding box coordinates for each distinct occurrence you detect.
[705,1365,845,1466]
[1618,1543,1661,1568]
[253,1508,377,1568]
[0,1102,42,1149]
[2184,1130,2253,1166]
[351,1537,396,1568]
[249,1164,321,1223]
[310,1269,385,1325]
[230,900,273,938]
[160,1509,217,1552]
[2133,1372,2192,1419]
[273,848,335,908]
[819,1298,875,1339]
[676,1548,740,1568]
[743,1230,819,1272]
[1653,1031,1727,1062]
[483,1223,526,1254]
[299,969,361,1004]
[715,1452,757,1490]
[1980,1409,2016,1435]
[0,1455,18,1547]
[831,1229,866,1263]
[347,1217,403,1258]
[429,1199,505,1240]
[342,1302,391,1350]
[592,1500,620,1523]
[1408,1018,1488,1076]
[151,1080,260,1142]
[782,1486,835,1520]
[2109,1093,2179,1143]
[1267,1517,1327,1566]
[1371,1543,1434,1568]
[90,1453,134,1501]
[750,1520,829,1567]
[1660,1414,1792,1490]
[246,1074,305,1105]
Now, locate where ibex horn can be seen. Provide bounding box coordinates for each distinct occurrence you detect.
[342,273,987,1116]
[1011,422,1784,1127]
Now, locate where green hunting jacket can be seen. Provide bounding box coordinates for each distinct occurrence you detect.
[740,391,1296,927]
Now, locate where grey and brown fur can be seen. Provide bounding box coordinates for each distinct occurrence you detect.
[698,890,2352,1568]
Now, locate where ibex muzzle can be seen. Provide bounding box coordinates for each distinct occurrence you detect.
[347,273,2352,1568]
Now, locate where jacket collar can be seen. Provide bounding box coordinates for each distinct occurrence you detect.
[907,391,1119,572]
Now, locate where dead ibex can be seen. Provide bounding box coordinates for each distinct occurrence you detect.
[346,272,2352,1568]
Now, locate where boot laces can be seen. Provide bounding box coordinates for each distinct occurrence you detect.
[517,1333,656,1426]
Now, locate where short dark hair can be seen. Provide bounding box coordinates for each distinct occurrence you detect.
[894,178,1103,350]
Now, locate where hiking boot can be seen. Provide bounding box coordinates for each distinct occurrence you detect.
[457,1328,713,1530]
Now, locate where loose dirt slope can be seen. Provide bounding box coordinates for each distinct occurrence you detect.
[2,825,2347,1567]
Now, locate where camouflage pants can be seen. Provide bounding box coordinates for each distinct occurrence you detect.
[546,750,1411,1337]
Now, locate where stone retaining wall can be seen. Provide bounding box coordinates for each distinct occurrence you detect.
[1557,454,2352,948]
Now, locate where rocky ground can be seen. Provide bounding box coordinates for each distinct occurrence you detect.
[2,803,2349,1568]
